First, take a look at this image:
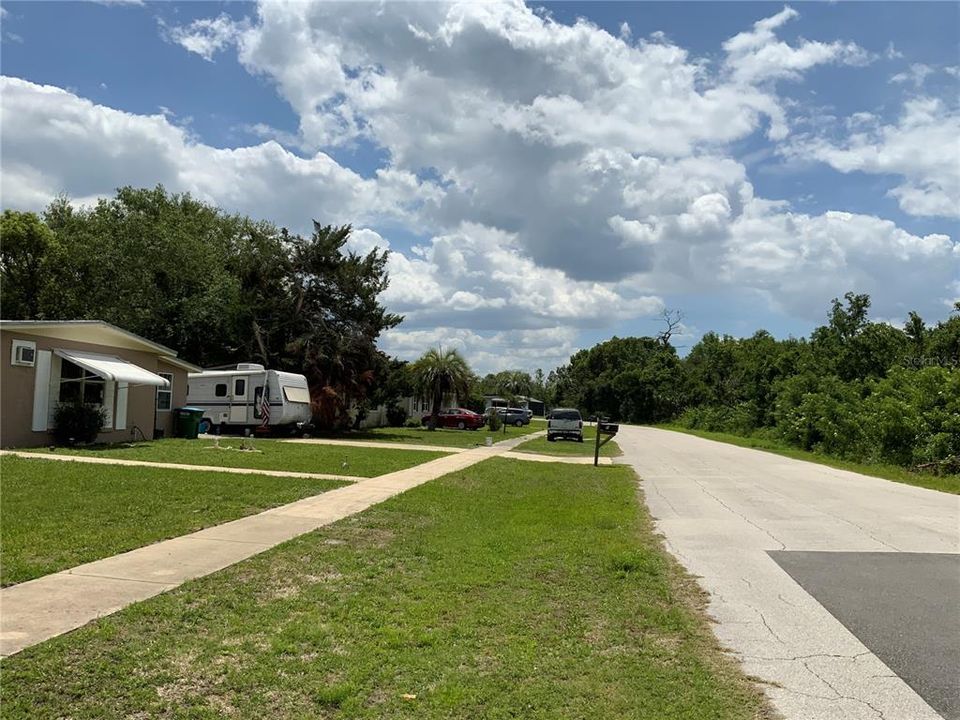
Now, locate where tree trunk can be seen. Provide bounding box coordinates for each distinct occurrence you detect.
[427,392,442,430]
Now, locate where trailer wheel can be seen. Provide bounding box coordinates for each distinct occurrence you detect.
[198,419,212,435]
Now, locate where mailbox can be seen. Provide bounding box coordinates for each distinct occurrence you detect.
[598,421,619,435]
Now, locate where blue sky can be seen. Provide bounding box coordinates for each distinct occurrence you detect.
[2,1,957,371]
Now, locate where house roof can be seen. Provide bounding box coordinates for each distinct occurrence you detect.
[0,320,202,372]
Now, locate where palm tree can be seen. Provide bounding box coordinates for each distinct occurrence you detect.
[410,348,472,430]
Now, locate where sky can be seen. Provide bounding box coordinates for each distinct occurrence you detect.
[1,1,958,374]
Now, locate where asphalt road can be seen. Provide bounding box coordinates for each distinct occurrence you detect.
[770,551,960,720]
[616,426,960,720]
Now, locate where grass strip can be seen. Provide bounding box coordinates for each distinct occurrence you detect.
[33,438,446,478]
[342,422,542,448]
[657,424,959,495]
[0,456,347,586]
[1,458,768,719]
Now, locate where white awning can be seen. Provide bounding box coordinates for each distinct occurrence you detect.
[54,349,169,387]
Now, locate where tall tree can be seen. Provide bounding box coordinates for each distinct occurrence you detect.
[4,186,402,429]
[0,210,58,318]
[410,348,473,430]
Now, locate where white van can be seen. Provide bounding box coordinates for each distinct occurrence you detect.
[187,363,312,434]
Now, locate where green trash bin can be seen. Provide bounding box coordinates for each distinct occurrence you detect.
[174,407,204,439]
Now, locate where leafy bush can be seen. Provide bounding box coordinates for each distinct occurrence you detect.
[52,402,106,445]
[404,418,421,428]
[864,367,960,467]
[386,404,408,427]
[486,410,503,432]
[676,403,757,435]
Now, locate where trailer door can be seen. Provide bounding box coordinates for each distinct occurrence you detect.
[230,376,249,424]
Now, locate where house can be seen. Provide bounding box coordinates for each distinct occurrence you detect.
[355,393,459,429]
[0,320,201,448]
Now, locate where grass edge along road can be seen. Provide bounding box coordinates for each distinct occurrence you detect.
[33,438,446,478]
[2,458,771,720]
[658,424,960,495]
[345,422,542,448]
[0,456,348,586]
[512,423,622,457]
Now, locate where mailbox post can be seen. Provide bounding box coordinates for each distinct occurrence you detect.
[594,418,620,467]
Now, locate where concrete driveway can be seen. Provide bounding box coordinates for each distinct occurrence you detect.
[617,426,960,720]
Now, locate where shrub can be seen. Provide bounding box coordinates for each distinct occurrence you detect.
[404,417,422,428]
[486,410,503,432]
[386,404,408,427]
[52,402,106,445]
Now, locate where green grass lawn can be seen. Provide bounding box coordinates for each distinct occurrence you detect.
[0,456,348,586]
[658,424,960,495]
[513,423,621,457]
[32,438,446,478]
[1,459,767,720]
[346,422,542,448]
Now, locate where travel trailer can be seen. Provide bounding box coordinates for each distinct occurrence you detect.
[187,363,312,434]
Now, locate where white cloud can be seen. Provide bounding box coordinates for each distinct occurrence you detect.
[381,222,664,330]
[0,77,439,230]
[889,63,934,88]
[786,97,960,218]
[722,6,872,85]
[884,42,904,61]
[724,203,958,318]
[379,325,581,374]
[162,13,246,62]
[2,2,956,370]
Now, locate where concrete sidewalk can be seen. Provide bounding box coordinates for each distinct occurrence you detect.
[0,450,366,483]
[0,431,542,657]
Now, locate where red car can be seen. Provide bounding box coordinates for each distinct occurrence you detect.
[422,408,485,430]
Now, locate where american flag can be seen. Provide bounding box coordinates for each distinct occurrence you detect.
[259,385,270,427]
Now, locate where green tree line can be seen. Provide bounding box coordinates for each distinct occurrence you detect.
[548,294,960,474]
[1,187,400,428]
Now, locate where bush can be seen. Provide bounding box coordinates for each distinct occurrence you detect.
[52,402,106,445]
[386,404,408,427]
[404,418,422,428]
[774,373,865,457]
[486,410,503,432]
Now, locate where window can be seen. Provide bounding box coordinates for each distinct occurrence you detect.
[234,378,246,396]
[156,372,173,411]
[58,359,105,405]
[282,386,310,403]
[215,383,227,397]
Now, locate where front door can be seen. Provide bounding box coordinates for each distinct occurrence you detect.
[229,377,248,423]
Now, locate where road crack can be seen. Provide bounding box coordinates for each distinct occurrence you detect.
[690,477,787,550]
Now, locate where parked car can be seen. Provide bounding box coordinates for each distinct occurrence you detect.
[547,407,583,442]
[421,407,485,430]
[491,406,530,427]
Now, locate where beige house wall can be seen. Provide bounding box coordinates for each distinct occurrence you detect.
[0,330,190,448]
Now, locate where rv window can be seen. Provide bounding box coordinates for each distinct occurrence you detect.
[215,383,227,397]
[282,386,311,404]
[234,379,246,396]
